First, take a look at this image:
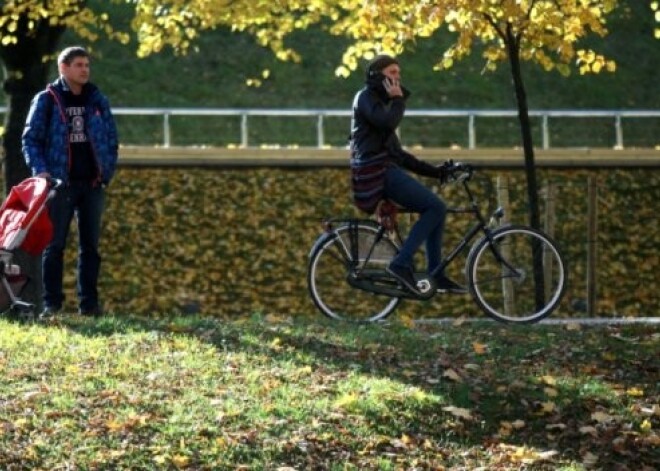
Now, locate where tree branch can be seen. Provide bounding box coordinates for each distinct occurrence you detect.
[481,12,506,42]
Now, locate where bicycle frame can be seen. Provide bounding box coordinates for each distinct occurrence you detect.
[321,177,516,301]
[310,181,484,299]
[309,163,566,323]
[429,179,515,279]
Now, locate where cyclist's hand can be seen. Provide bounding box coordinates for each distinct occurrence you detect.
[382,77,403,98]
[437,159,454,184]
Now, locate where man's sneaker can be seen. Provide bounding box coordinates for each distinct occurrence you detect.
[434,274,468,294]
[387,263,420,293]
[39,306,61,320]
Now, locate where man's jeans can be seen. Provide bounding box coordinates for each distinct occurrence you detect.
[43,181,105,311]
[383,166,447,274]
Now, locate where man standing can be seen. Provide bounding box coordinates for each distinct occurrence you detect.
[22,46,118,317]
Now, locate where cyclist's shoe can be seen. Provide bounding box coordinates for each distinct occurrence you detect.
[387,263,420,293]
[434,274,468,294]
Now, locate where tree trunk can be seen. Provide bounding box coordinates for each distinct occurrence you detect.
[0,17,65,309]
[505,25,545,310]
[505,26,540,230]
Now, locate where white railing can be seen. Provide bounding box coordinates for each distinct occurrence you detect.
[3,106,658,148]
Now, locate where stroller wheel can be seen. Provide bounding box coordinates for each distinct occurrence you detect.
[8,302,36,323]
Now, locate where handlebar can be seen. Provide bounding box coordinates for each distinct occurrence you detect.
[441,161,473,184]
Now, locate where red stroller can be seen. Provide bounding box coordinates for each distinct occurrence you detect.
[0,177,59,318]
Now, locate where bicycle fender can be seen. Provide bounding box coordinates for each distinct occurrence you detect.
[464,226,509,274]
[308,232,336,258]
[464,224,530,271]
[308,219,381,258]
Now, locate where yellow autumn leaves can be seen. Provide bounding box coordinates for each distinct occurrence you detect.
[6,1,656,80]
[654,2,660,39]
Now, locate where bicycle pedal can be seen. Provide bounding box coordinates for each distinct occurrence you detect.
[415,277,434,295]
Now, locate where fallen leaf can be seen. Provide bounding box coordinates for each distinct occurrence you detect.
[22,390,44,402]
[472,342,488,354]
[540,375,557,386]
[592,411,615,423]
[499,422,513,436]
[442,368,463,382]
[642,433,660,446]
[640,405,659,416]
[534,401,556,415]
[612,436,627,453]
[579,426,598,436]
[640,419,652,432]
[510,446,544,464]
[172,454,190,469]
[546,423,566,431]
[442,406,473,420]
[538,450,560,461]
[106,419,124,433]
[265,314,285,323]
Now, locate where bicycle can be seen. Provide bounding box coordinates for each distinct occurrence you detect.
[307,162,566,324]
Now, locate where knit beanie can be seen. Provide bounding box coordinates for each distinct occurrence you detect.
[366,54,399,79]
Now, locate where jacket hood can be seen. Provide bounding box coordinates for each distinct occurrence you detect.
[365,73,411,103]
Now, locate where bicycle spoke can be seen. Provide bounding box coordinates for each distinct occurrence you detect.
[325,241,351,268]
[468,226,566,323]
[308,224,400,322]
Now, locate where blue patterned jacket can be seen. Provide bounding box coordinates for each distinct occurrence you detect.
[22,78,119,185]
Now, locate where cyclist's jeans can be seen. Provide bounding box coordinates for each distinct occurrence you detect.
[42,181,105,312]
[384,166,447,274]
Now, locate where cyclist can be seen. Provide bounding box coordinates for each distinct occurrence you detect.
[350,54,465,294]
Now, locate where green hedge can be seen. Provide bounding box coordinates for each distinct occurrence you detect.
[53,167,658,318]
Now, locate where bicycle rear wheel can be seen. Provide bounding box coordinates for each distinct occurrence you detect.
[467,225,566,323]
[308,223,401,322]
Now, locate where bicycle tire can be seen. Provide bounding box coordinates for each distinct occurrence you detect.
[467,225,566,323]
[308,223,401,322]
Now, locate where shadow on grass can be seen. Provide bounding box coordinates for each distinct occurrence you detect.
[46,313,659,469]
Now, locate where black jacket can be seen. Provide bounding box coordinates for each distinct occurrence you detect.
[350,74,441,178]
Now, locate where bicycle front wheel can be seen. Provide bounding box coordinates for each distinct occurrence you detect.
[467,225,566,323]
[308,223,401,322]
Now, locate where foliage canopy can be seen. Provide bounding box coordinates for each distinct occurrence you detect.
[121,0,623,79]
[0,1,634,76]
[0,0,130,48]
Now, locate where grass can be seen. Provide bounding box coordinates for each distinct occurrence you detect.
[1,313,657,469]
